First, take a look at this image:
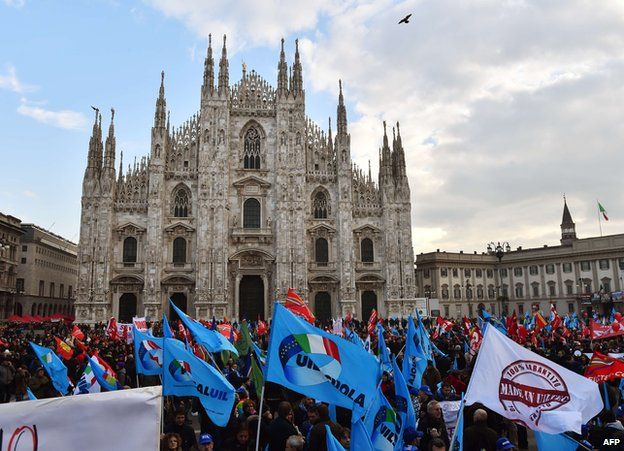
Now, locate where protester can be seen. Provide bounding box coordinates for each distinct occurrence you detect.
[417,400,450,450]
[161,432,183,451]
[267,401,299,451]
[164,409,198,451]
[463,409,498,451]
[197,433,214,451]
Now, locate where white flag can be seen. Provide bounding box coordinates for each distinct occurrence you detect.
[464,326,602,434]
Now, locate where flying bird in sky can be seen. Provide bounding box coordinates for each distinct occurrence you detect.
[399,14,412,24]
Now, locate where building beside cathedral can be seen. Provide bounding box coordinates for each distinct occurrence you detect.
[75,36,415,324]
[415,200,624,319]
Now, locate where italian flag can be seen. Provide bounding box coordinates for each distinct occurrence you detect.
[598,202,609,221]
[293,334,341,363]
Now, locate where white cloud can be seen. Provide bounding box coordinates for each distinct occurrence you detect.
[22,190,37,198]
[3,0,25,8]
[0,65,36,93]
[17,99,87,130]
[146,0,624,252]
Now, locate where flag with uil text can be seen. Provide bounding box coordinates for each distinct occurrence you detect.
[402,315,427,389]
[30,342,71,395]
[266,303,380,411]
[392,355,416,431]
[363,387,402,451]
[133,326,165,376]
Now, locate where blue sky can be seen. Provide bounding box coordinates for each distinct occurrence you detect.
[2,0,624,252]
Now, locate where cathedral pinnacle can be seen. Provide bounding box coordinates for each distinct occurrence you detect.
[203,33,215,96]
[337,80,347,136]
[277,37,288,96]
[103,108,116,172]
[292,38,303,96]
[218,34,229,95]
[154,71,167,129]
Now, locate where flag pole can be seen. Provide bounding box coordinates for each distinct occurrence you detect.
[254,383,266,451]
[597,200,603,237]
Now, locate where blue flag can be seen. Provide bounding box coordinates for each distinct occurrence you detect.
[325,424,346,451]
[266,303,380,411]
[169,299,238,356]
[163,338,235,427]
[252,340,267,372]
[162,313,174,339]
[363,388,402,451]
[345,327,364,348]
[87,355,120,391]
[26,387,37,400]
[402,316,427,389]
[133,326,165,376]
[377,323,392,371]
[534,431,581,451]
[29,342,70,395]
[449,395,465,451]
[392,356,416,431]
[351,416,374,451]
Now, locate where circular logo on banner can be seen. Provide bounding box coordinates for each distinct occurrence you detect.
[168,359,193,383]
[7,425,38,451]
[278,334,342,386]
[498,360,570,428]
[138,340,163,372]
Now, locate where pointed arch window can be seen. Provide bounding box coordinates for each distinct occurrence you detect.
[173,237,187,264]
[315,238,328,266]
[244,127,261,169]
[122,237,137,264]
[313,191,329,219]
[243,198,261,229]
[361,238,374,263]
[173,188,190,217]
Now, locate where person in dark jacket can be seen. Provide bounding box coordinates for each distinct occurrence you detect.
[417,400,450,450]
[308,404,343,451]
[268,401,299,451]
[463,409,499,451]
[164,409,198,451]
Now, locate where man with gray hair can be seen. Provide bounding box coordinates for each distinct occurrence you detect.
[463,408,500,451]
[284,435,304,451]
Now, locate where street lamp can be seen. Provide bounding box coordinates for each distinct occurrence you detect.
[424,288,435,317]
[487,241,511,315]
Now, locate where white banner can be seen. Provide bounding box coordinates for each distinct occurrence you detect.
[439,400,462,438]
[465,326,602,434]
[0,386,161,450]
[133,316,148,332]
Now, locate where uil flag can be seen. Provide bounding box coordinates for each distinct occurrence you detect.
[73,360,101,395]
[26,387,37,400]
[376,323,392,370]
[325,424,347,451]
[285,288,315,324]
[363,388,402,451]
[54,336,74,361]
[169,299,238,356]
[88,355,121,391]
[30,342,71,395]
[402,316,427,390]
[163,338,235,427]
[266,303,380,411]
[162,314,174,339]
[71,325,85,341]
[133,326,165,376]
[464,326,603,434]
[350,417,374,451]
[392,355,416,431]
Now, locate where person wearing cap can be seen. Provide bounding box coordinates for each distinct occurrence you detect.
[403,426,423,450]
[417,386,434,420]
[496,437,514,450]
[197,433,214,451]
[463,409,498,451]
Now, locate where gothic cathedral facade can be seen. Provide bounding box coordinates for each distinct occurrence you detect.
[75,36,416,324]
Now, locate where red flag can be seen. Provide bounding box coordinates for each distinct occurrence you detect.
[367,309,378,336]
[192,343,208,361]
[178,322,192,343]
[506,312,518,337]
[469,326,482,353]
[462,317,472,335]
[54,336,74,361]
[590,320,624,340]
[550,304,561,331]
[285,288,315,324]
[436,316,454,333]
[584,352,624,382]
[71,325,85,341]
[345,311,353,326]
[256,319,268,336]
[534,312,548,333]
[106,317,119,340]
[217,323,239,342]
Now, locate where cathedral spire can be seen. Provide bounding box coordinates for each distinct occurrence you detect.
[327,117,333,153]
[86,107,100,172]
[95,111,103,174]
[337,80,348,137]
[277,38,288,96]
[292,38,303,96]
[103,108,116,171]
[117,150,123,183]
[202,33,215,96]
[218,34,229,95]
[154,71,167,129]
[395,121,406,180]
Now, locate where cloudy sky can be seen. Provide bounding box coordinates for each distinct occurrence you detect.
[1,0,623,254]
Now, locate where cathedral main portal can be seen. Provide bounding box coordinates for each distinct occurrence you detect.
[169,292,187,319]
[239,275,264,320]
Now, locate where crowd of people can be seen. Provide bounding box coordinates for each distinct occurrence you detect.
[1,312,624,451]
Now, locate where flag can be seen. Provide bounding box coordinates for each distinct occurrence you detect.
[392,355,416,431]
[30,342,71,395]
[534,431,582,451]
[162,314,174,339]
[402,316,427,389]
[534,312,548,333]
[332,318,344,337]
[345,327,364,348]
[163,338,235,427]
[363,335,372,354]
[550,304,562,331]
[506,312,518,338]
[106,317,119,340]
[449,395,465,451]
[89,354,120,391]
[133,326,165,376]
[73,360,101,395]
[285,288,315,324]
[54,336,73,361]
[436,316,454,333]
[217,323,239,343]
[266,303,380,411]
[464,325,603,434]
[325,424,346,451]
[584,352,624,382]
[469,326,483,354]
[71,325,85,341]
[363,388,401,451]
[598,201,609,221]
[169,299,238,356]
[256,318,268,336]
[235,321,253,356]
[367,309,378,336]
[350,417,374,451]
[132,316,148,332]
[26,387,37,400]
[590,320,624,340]
[377,323,392,370]
[250,350,265,399]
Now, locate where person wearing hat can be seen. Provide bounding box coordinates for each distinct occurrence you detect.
[197,433,214,451]
[496,437,514,450]
[403,426,423,450]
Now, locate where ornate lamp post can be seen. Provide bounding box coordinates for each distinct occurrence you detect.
[487,241,511,315]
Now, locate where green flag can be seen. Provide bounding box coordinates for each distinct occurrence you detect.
[250,353,264,399]
[598,202,609,221]
[235,321,253,356]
